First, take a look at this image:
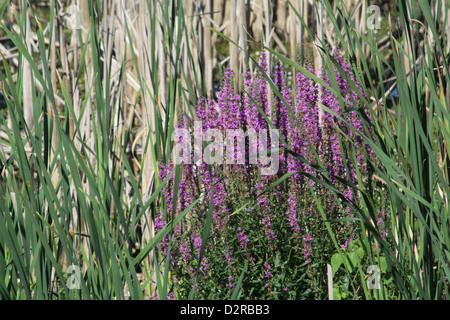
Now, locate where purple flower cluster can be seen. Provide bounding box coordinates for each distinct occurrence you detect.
[154,49,375,298]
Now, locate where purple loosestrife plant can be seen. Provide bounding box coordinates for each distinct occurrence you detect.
[155,50,377,299]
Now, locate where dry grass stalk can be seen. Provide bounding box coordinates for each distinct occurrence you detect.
[314,0,324,126]
[202,0,213,96]
[22,4,33,131]
[230,0,239,91]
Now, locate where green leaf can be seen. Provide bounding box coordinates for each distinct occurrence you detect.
[331,254,343,276]
[231,261,248,300]
[347,251,360,271]
[333,287,341,300]
[379,256,388,273]
[356,247,365,260]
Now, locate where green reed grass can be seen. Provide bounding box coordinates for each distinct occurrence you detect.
[217,0,450,300]
[0,0,203,300]
[1,0,449,300]
[283,0,450,299]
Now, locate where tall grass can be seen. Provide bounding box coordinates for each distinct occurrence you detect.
[0,0,205,299]
[262,0,450,299]
[214,0,450,300]
[342,0,449,299]
[1,0,449,300]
